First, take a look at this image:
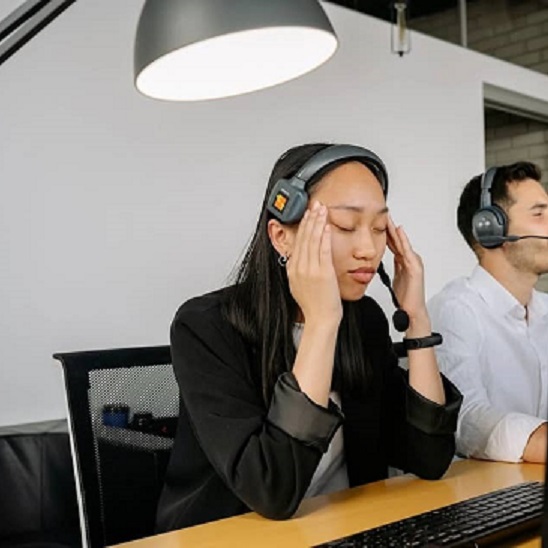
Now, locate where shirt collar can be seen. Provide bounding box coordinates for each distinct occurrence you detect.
[529,288,548,323]
[469,265,525,320]
[470,265,548,323]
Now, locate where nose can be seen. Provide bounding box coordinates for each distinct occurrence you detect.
[353,229,377,260]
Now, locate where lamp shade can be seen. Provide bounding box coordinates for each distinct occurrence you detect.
[134,0,338,101]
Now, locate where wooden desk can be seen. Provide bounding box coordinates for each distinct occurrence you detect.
[114,459,545,548]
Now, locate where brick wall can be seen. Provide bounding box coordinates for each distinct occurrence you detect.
[411,0,548,76]
[485,109,548,181]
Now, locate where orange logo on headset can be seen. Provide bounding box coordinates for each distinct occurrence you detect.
[274,193,288,212]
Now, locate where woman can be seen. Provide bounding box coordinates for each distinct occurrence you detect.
[156,143,462,532]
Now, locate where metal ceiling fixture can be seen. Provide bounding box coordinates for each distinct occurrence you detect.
[134,0,339,101]
[391,1,411,56]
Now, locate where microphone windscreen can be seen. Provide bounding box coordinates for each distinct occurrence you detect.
[393,309,410,332]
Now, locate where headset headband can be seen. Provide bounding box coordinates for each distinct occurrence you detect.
[479,167,498,209]
[293,144,388,195]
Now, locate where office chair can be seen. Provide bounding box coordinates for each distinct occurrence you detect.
[54,346,177,548]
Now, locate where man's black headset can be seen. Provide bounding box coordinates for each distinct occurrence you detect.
[266,144,410,332]
[472,166,548,249]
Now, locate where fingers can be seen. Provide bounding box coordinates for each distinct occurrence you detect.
[287,210,306,272]
[397,225,414,256]
[307,202,327,268]
[291,201,328,272]
[388,217,418,262]
[387,218,425,280]
[319,222,332,267]
[291,204,315,266]
[394,224,425,277]
[387,216,404,257]
[294,207,313,269]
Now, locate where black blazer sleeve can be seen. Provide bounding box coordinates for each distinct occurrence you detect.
[170,299,342,520]
[381,320,462,480]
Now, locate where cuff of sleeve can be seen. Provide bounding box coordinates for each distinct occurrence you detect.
[483,414,546,463]
[266,372,344,453]
[406,374,463,435]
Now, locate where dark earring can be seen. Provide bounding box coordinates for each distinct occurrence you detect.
[278,254,288,267]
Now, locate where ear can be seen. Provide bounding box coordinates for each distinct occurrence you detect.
[267,219,297,257]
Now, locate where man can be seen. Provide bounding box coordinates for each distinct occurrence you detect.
[428,162,548,463]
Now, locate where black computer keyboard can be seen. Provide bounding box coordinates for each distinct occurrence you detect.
[313,481,544,547]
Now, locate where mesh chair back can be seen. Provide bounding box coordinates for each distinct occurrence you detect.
[54,346,177,548]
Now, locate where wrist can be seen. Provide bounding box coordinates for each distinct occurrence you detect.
[303,317,341,334]
[403,332,443,351]
[405,309,431,338]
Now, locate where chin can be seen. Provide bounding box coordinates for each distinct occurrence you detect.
[340,285,368,302]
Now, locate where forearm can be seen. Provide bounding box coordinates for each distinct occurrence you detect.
[387,370,461,479]
[523,423,547,463]
[460,408,544,462]
[292,320,339,407]
[406,312,445,405]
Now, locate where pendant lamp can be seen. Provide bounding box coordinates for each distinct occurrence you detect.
[134,0,338,101]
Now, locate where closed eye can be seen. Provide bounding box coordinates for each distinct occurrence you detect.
[374,226,388,233]
[334,224,355,233]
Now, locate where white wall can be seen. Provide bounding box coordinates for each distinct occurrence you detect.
[1,0,548,427]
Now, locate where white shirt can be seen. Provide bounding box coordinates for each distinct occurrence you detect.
[292,323,349,497]
[428,266,548,462]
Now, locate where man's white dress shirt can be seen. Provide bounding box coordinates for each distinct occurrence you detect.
[428,265,548,462]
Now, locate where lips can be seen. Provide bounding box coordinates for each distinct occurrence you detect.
[348,267,376,285]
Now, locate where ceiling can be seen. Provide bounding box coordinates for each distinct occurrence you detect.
[0,1,475,29]
[326,0,462,22]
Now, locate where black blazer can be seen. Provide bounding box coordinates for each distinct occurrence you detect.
[156,288,462,532]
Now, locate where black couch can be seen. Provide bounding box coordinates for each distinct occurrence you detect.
[0,420,81,548]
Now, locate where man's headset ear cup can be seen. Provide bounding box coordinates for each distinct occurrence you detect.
[472,205,508,249]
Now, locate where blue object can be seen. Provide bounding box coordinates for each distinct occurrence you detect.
[102,404,129,428]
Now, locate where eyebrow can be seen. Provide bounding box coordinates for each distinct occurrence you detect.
[529,203,548,211]
[327,205,389,215]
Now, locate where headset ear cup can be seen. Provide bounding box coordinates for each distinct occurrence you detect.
[472,205,507,249]
[266,179,308,224]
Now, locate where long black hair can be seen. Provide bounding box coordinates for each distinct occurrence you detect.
[223,143,382,404]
